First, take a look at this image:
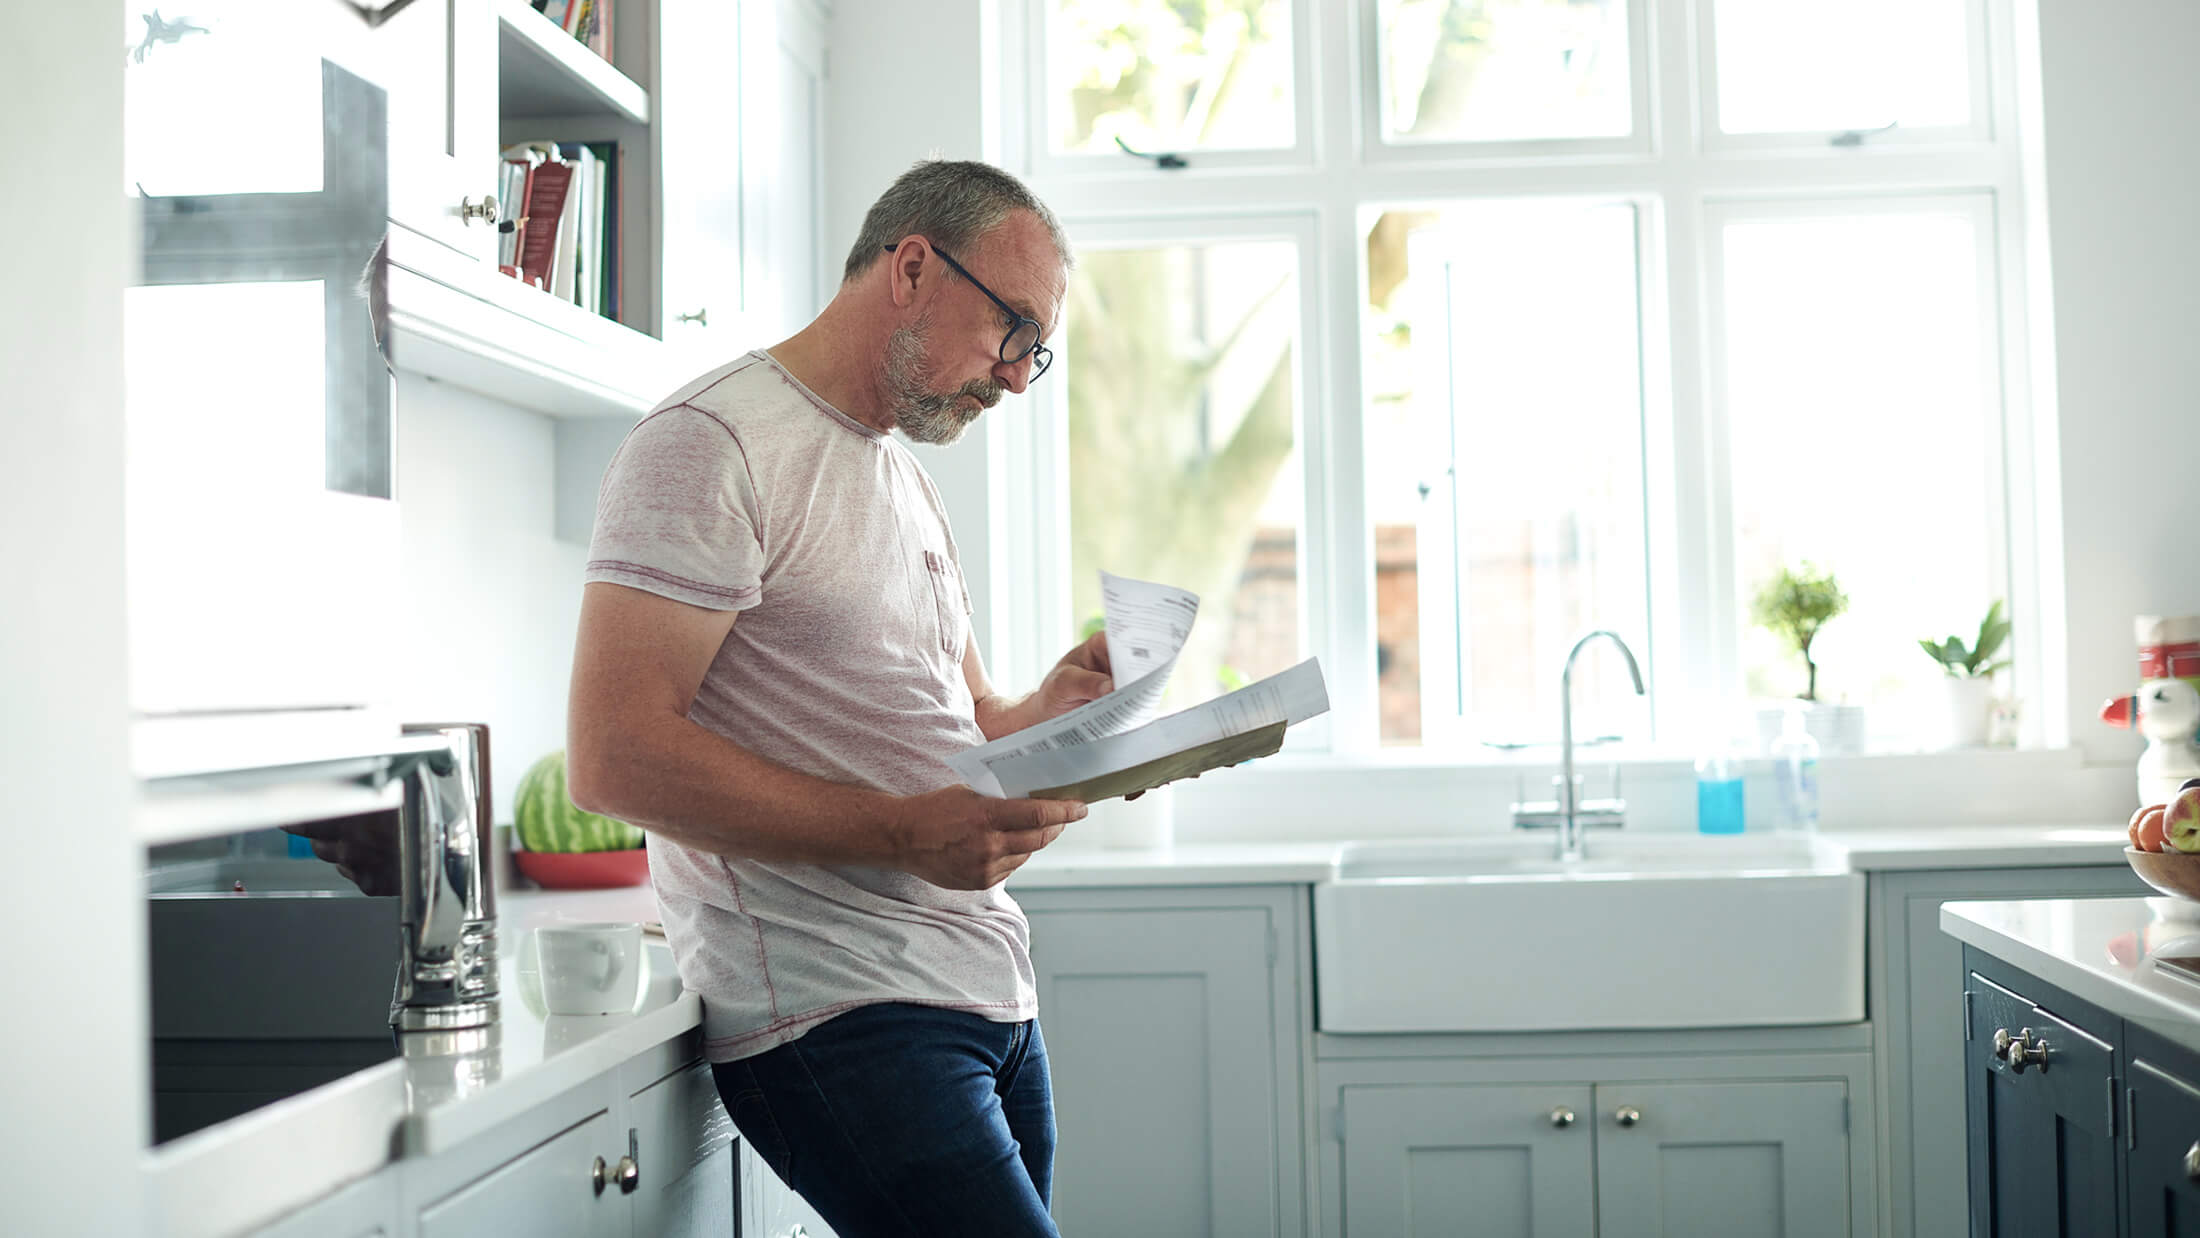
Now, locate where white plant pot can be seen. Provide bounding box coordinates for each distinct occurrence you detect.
[1936,677,1995,750]
[1756,703,1868,756]
[1089,785,1176,850]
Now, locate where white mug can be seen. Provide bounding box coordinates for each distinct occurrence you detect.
[535,922,643,1016]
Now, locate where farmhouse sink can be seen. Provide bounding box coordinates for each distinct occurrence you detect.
[1313,834,1865,1033]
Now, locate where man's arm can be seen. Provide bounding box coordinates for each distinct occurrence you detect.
[566,581,1083,890]
[966,631,1115,741]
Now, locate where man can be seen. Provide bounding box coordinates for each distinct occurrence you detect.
[565,159,1101,1236]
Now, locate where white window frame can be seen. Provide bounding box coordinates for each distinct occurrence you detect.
[1007,0,1324,180]
[996,0,2053,760]
[1695,0,1999,154]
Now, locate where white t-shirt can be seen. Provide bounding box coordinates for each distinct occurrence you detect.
[583,350,1035,1061]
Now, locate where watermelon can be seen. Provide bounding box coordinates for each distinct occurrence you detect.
[514,750,645,853]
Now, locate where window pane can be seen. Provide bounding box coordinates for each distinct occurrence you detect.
[1065,241,1302,709]
[1721,207,1997,740]
[1364,202,1649,746]
[1378,0,1633,144]
[1047,0,1295,155]
[1712,0,1973,134]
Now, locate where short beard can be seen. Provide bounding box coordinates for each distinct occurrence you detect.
[884,315,1003,446]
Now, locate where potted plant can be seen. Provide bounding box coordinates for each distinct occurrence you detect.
[1750,563,1865,754]
[1919,599,2011,749]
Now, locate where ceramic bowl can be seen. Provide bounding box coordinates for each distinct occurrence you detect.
[512,847,650,889]
[2125,847,2200,902]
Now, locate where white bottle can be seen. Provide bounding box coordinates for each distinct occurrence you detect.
[1771,706,1821,832]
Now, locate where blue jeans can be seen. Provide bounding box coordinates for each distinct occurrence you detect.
[710,1003,1060,1237]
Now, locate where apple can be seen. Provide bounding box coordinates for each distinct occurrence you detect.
[2134,803,2155,848]
[2168,787,2200,853]
[2138,804,2170,852]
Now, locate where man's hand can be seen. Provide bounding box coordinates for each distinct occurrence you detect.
[975,631,1115,739]
[888,788,1087,890]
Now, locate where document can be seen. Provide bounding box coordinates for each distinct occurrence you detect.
[946,572,1330,801]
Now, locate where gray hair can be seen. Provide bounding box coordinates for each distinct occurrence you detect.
[843,158,1072,285]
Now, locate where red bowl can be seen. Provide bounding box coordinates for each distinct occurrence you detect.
[513,847,650,889]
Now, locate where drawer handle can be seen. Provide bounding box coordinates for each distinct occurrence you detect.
[591,1155,609,1196]
[1993,1027,2015,1061]
[1614,1106,1642,1128]
[1550,1106,1576,1129]
[2186,1141,2200,1182]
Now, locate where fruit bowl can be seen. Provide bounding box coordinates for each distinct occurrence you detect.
[2125,847,2200,902]
[512,847,650,890]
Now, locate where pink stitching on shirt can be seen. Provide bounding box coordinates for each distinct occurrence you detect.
[704,995,1033,1055]
[587,560,758,604]
[724,858,781,1020]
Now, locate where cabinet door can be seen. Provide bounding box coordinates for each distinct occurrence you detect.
[1963,969,2120,1238]
[252,1165,399,1238]
[656,0,743,349]
[417,1110,624,1238]
[1027,906,1287,1237]
[628,1062,738,1238]
[742,0,827,339]
[1595,1080,1850,1238]
[2128,1036,2200,1238]
[1338,1083,1595,1238]
[740,1137,840,1238]
[354,0,500,261]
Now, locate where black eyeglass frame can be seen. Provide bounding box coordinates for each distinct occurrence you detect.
[880,242,1054,381]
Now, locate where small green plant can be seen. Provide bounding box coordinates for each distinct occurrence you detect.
[1919,599,2011,680]
[1751,562,1849,702]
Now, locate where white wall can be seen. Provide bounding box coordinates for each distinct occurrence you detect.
[393,376,591,820]
[2031,0,2200,763]
[4,7,147,1232]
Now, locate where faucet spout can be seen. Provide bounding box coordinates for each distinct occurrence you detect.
[1558,630,1647,862]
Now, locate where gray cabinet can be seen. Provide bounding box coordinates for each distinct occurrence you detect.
[416,1109,624,1238]
[741,1138,840,1238]
[252,1167,400,1238]
[1336,1074,1850,1238]
[1020,885,1312,1238]
[1339,1083,1595,1237]
[1595,1080,1849,1238]
[626,1060,739,1238]
[1870,865,2146,1238]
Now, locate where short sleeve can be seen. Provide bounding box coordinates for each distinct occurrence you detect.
[583,405,766,611]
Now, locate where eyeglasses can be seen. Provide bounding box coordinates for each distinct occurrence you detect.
[882,242,1054,381]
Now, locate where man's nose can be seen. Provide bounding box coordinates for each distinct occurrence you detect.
[994,352,1033,395]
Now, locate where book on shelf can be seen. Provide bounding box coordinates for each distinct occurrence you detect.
[495,140,622,325]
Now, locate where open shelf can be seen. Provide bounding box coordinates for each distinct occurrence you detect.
[495,0,649,124]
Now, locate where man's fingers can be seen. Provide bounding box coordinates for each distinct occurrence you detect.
[1050,667,1113,704]
[1076,629,1112,672]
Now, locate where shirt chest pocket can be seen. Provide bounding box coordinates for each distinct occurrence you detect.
[922,549,967,663]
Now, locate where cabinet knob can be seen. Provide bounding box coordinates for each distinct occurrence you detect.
[788,1228,810,1238]
[676,308,710,327]
[1550,1106,1576,1129]
[460,195,498,224]
[616,1153,640,1194]
[1992,1027,2014,1060]
[2006,1028,2052,1074]
[591,1155,609,1196]
[1614,1106,1642,1128]
[2185,1141,2200,1182]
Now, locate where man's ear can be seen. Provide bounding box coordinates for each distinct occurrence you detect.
[884,238,930,310]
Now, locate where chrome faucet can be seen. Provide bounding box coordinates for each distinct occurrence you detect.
[1510,630,1648,862]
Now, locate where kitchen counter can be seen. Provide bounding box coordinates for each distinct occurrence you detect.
[1942,895,2200,1057]
[151,825,2134,1235]
[146,886,694,1238]
[1007,823,2135,887]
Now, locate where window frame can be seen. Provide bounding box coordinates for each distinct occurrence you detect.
[998,0,2051,759]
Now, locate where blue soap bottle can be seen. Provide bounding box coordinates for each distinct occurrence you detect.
[1695,731,1747,835]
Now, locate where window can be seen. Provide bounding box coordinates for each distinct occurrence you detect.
[1003,0,2031,756]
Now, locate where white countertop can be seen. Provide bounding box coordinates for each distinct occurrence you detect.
[1941,896,2200,1055]
[1007,824,2136,887]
